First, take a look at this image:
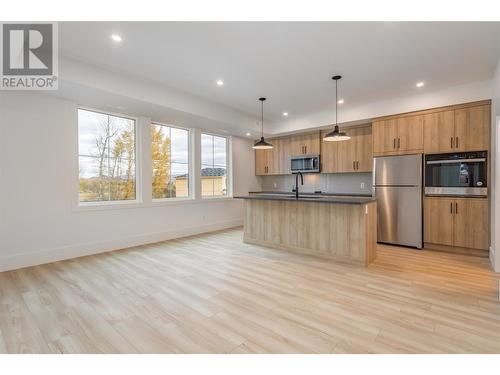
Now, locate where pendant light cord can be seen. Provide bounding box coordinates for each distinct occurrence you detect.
[335,78,338,126]
[261,100,264,137]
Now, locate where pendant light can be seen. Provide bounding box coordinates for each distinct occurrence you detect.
[252,97,273,149]
[323,75,350,142]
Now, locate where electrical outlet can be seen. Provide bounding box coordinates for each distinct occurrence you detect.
[360,182,365,190]
[273,182,277,188]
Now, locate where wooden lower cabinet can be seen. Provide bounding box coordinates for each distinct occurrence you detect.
[424,197,454,246]
[424,197,489,251]
[453,198,489,250]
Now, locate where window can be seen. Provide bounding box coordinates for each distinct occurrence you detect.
[151,123,190,199]
[78,109,136,203]
[201,133,228,197]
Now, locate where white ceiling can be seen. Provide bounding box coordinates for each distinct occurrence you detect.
[59,22,500,132]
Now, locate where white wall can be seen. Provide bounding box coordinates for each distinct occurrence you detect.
[0,92,260,272]
[491,58,500,273]
[272,80,493,134]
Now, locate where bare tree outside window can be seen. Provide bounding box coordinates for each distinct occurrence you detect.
[78,109,136,203]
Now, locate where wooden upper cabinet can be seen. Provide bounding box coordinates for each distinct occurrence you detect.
[278,137,291,174]
[453,198,489,250]
[304,133,321,155]
[397,115,423,153]
[454,105,490,152]
[373,116,422,156]
[424,197,454,246]
[336,128,356,172]
[354,126,373,172]
[424,105,490,153]
[320,125,372,173]
[255,137,292,175]
[376,101,490,156]
[423,110,455,153]
[320,130,340,173]
[291,132,320,156]
[373,119,398,155]
[269,138,280,175]
[255,148,270,175]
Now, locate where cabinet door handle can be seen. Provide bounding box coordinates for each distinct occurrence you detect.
[393,138,396,149]
[398,137,401,149]
[353,161,356,170]
[456,137,459,149]
[450,137,454,149]
[357,161,359,170]
[455,201,458,214]
[450,202,453,214]
[305,146,307,154]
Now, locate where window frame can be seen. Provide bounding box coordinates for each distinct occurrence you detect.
[75,107,142,209]
[200,132,232,199]
[150,121,194,202]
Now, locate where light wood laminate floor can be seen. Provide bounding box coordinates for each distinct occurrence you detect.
[1,227,499,354]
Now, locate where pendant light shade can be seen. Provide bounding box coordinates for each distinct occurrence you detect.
[253,97,273,149]
[253,136,273,149]
[323,75,350,142]
[323,125,351,141]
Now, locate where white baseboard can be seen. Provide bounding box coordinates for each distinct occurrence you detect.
[0,219,243,273]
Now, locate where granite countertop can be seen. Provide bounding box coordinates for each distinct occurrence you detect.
[235,192,376,205]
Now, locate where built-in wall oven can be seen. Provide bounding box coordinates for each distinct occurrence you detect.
[290,155,320,173]
[425,151,487,197]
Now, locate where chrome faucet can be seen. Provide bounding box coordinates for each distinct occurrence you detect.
[292,172,304,200]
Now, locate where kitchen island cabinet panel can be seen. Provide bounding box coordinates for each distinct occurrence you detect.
[242,198,377,266]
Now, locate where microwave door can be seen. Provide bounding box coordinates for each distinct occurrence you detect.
[303,158,314,171]
[291,158,303,172]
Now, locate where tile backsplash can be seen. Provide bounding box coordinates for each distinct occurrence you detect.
[260,173,373,195]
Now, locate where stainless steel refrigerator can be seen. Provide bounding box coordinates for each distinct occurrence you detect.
[373,154,423,248]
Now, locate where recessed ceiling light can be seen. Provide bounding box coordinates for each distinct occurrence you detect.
[282,112,288,116]
[245,132,251,137]
[111,34,122,42]
[337,99,344,104]
[416,82,424,88]
[216,80,224,86]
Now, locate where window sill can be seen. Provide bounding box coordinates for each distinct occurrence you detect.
[149,198,197,207]
[73,200,143,212]
[72,196,236,212]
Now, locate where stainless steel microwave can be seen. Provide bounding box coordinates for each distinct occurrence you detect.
[290,155,320,173]
[425,151,487,196]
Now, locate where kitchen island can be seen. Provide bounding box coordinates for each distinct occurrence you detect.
[235,193,377,266]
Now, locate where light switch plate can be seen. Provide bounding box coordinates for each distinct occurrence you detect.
[360,182,365,190]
